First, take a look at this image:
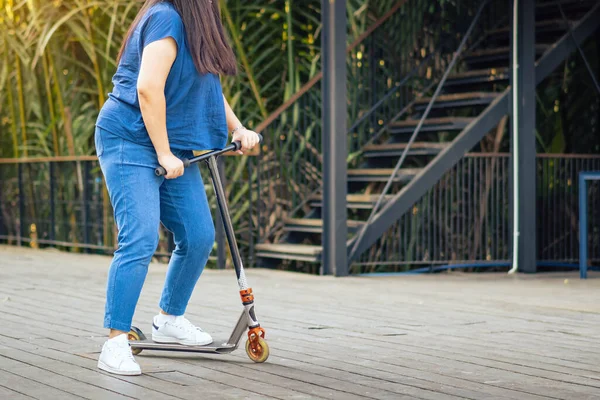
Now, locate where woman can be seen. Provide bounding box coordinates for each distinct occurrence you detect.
[94,0,260,376]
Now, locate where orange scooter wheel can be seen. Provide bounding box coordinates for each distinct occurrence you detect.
[245,337,269,363]
[128,327,145,355]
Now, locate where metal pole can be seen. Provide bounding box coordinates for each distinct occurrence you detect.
[18,164,24,247]
[82,162,90,252]
[509,0,536,274]
[49,162,56,242]
[206,156,245,283]
[579,174,588,279]
[321,0,348,276]
[216,157,227,269]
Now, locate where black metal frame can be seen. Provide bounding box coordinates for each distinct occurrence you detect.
[347,2,600,264]
[349,0,492,262]
[321,0,348,276]
[511,0,537,273]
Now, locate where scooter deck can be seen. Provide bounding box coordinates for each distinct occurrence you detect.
[130,339,239,354]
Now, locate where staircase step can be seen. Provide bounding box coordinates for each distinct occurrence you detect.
[308,194,393,209]
[487,19,575,38]
[283,218,364,233]
[445,68,510,86]
[464,45,550,64]
[348,168,421,182]
[388,117,474,133]
[255,243,322,262]
[414,92,499,109]
[363,142,447,157]
[537,0,597,18]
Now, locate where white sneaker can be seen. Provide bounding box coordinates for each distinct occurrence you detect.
[98,334,141,376]
[152,315,213,346]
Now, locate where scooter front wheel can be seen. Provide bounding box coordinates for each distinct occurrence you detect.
[128,326,145,356]
[245,337,269,363]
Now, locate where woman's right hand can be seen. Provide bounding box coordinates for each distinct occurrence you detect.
[158,152,184,179]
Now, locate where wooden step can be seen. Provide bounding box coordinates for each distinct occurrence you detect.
[537,0,596,17]
[414,92,499,109]
[487,19,575,37]
[388,117,474,133]
[347,168,421,182]
[308,194,393,209]
[363,142,447,157]
[464,45,550,61]
[449,68,510,79]
[445,68,510,86]
[255,243,322,262]
[283,218,364,233]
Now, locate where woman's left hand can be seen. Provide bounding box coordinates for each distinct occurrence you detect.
[232,128,261,155]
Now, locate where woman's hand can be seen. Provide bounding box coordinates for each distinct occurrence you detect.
[158,152,184,179]
[232,128,261,155]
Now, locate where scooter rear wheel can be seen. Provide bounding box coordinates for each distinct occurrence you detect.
[245,337,269,363]
[128,327,145,356]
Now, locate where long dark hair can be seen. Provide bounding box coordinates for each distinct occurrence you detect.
[118,0,237,76]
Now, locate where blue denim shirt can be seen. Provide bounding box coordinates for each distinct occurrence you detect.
[96,2,227,151]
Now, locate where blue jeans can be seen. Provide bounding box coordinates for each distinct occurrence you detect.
[95,127,215,332]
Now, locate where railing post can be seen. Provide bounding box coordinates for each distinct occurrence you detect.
[216,157,227,269]
[82,162,90,252]
[321,0,348,276]
[17,163,24,247]
[511,0,537,273]
[49,162,56,242]
[579,173,588,279]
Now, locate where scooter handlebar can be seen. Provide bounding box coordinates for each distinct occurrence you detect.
[154,133,262,177]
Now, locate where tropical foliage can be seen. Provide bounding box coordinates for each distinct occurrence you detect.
[0,0,398,262]
[0,0,397,159]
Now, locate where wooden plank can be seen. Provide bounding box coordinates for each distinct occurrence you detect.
[364,142,447,151]
[0,354,134,400]
[465,46,549,58]
[0,336,275,400]
[254,243,323,255]
[0,384,35,399]
[388,117,474,127]
[0,366,83,400]
[284,218,364,228]
[347,168,421,176]
[449,68,510,78]
[415,92,499,104]
[144,371,290,400]
[310,194,392,203]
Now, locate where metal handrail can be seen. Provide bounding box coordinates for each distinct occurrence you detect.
[349,0,493,262]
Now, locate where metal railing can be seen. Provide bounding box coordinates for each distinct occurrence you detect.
[0,156,257,268]
[349,0,498,261]
[254,0,496,243]
[351,153,600,274]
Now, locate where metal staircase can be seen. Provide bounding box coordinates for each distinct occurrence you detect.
[255,0,600,268]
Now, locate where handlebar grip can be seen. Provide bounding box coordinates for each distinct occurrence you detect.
[155,158,190,177]
[155,166,166,177]
[231,134,263,152]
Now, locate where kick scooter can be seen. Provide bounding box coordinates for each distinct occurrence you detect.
[127,136,269,363]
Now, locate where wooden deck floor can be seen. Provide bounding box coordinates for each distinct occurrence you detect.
[1,246,599,399]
